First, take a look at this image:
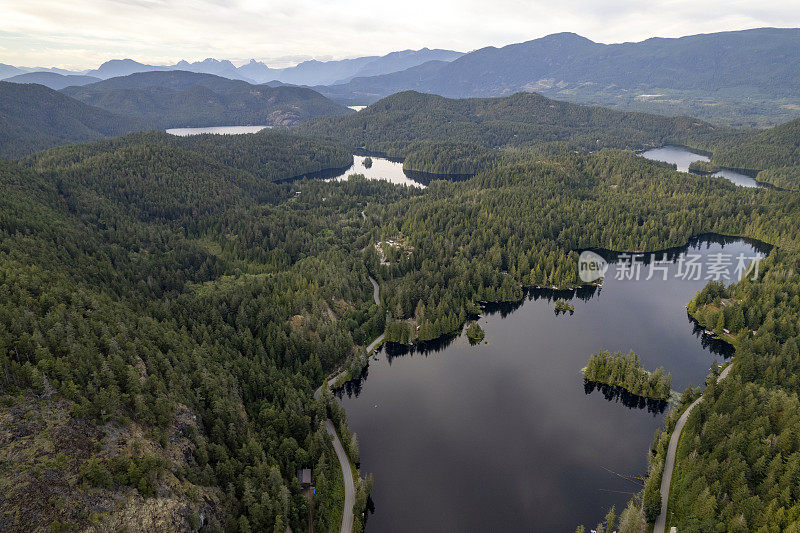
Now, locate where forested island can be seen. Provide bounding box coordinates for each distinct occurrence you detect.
[554,299,575,314]
[583,350,673,401]
[465,322,485,343]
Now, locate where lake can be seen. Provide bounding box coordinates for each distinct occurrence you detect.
[165,125,270,136]
[337,235,769,531]
[638,145,759,188]
[328,155,425,187]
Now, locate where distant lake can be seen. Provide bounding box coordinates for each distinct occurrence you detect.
[338,236,769,531]
[328,155,425,187]
[166,125,271,136]
[348,105,367,111]
[639,145,759,188]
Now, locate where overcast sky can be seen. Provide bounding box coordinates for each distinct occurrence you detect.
[1,0,798,70]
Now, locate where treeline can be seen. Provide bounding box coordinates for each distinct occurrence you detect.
[8,108,800,531]
[702,116,800,190]
[583,350,672,401]
[663,249,800,530]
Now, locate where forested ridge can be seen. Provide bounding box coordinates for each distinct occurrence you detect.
[299,90,739,172]
[0,81,145,158]
[700,117,800,190]
[0,74,352,159]
[27,130,353,184]
[61,70,352,130]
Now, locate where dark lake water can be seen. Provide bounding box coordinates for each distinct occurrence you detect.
[638,145,759,188]
[337,236,769,531]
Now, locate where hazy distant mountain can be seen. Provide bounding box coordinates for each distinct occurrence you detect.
[0,81,143,158]
[253,48,464,86]
[70,48,463,85]
[61,70,352,128]
[313,28,800,124]
[84,58,167,79]
[335,48,464,84]
[0,63,24,80]
[172,58,255,82]
[1,48,464,87]
[0,64,86,80]
[4,72,102,90]
[67,70,246,92]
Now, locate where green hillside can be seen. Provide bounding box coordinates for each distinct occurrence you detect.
[62,70,352,129]
[0,81,144,158]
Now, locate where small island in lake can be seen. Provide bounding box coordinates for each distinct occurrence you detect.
[363,156,373,168]
[582,350,672,401]
[688,160,721,174]
[466,322,485,344]
[554,299,575,315]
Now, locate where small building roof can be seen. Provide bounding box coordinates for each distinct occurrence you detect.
[297,468,313,485]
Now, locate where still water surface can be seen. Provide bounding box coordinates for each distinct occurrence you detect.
[165,125,270,136]
[328,155,425,187]
[639,145,759,188]
[338,236,768,531]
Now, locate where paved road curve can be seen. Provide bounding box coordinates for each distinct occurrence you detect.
[325,419,355,533]
[313,275,383,533]
[654,364,733,533]
[369,276,380,306]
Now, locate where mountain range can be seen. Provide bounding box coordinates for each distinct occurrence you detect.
[0,48,463,88]
[312,28,800,125]
[5,28,800,124]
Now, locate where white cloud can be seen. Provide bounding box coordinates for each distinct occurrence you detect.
[0,0,798,70]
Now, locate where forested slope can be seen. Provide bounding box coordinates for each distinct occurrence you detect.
[0,81,144,158]
[61,71,352,129]
[27,130,353,183]
[300,90,736,173]
[0,133,385,531]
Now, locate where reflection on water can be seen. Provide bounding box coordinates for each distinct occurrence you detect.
[166,125,270,136]
[328,155,426,187]
[583,380,668,415]
[348,105,367,111]
[335,235,770,531]
[639,145,709,172]
[639,145,760,188]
